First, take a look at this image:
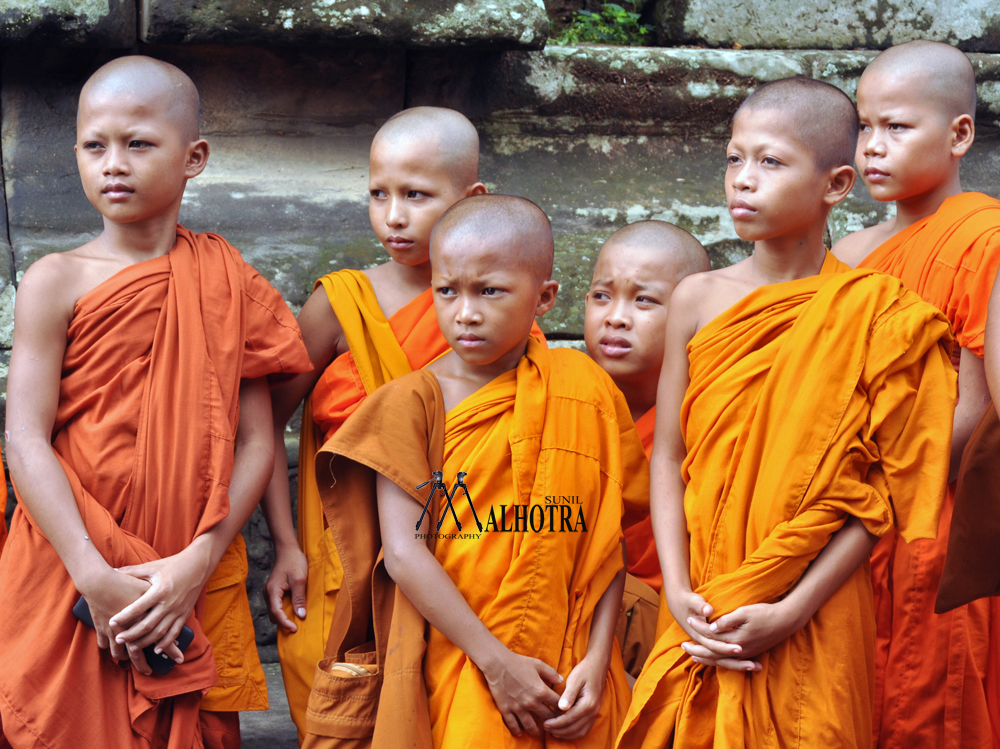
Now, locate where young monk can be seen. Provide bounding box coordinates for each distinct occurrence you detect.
[0,56,311,749]
[258,106,490,738]
[617,77,956,748]
[584,220,709,677]
[832,40,1000,748]
[302,194,648,747]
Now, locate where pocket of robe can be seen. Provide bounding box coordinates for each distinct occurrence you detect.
[616,573,660,679]
[305,640,381,739]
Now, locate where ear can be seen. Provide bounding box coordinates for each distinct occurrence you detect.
[464,182,487,198]
[949,114,974,158]
[184,139,210,179]
[534,280,560,317]
[822,164,857,207]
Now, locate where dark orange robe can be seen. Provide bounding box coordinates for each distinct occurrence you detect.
[859,192,1000,749]
[0,227,310,749]
[281,269,545,738]
[617,257,955,749]
[0,481,7,557]
[303,339,648,747]
[624,408,659,592]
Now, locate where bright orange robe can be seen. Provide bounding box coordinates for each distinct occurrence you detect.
[0,227,311,749]
[0,480,7,557]
[304,338,648,747]
[617,256,955,749]
[859,192,1000,749]
[624,408,659,592]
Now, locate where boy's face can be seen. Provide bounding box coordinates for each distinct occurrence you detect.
[855,71,957,203]
[431,235,555,369]
[725,108,829,243]
[584,242,672,384]
[76,91,201,225]
[368,137,471,267]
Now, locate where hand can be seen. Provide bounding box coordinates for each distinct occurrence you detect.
[78,566,156,675]
[110,538,214,662]
[667,588,754,670]
[265,541,309,632]
[542,655,607,740]
[683,602,799,671]
[482,648,564,738]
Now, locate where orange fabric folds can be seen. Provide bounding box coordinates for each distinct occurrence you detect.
[859,192,1000,749]
[617,258,955,749]
[304,339,647,748]
[0,226,310,749]
[0,481,6,558]
[624,408,659,592]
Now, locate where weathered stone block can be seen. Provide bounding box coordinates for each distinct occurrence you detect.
[141,0,549,49]
[653,0,1000,52]
[0,0,134,46]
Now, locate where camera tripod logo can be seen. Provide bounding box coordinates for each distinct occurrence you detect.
[415,471,483,533]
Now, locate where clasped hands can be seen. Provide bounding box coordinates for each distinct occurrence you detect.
[80,538,213,677]
[670,589,799,672]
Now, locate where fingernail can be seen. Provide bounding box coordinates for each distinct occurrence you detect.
[733,646,741,654]
[115,635,123,643]
[686,617,693,625]
[709,623,718,632]
[297,608,306,618]
[559,700,568,710]
[154,647,162,655]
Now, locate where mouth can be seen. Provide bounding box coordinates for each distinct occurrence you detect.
[384,236,414,251]
[102,183,134,200]
[456,333,485,349]
[729,200,756,219]
[863,167,890,182]
[598,335,632,357]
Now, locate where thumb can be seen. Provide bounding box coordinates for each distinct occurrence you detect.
[710,608,743,634]
[557,668,584,711]
[115,563,153,580]
[290,577,307,620]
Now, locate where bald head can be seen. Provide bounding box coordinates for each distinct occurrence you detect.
[863,41,977,121]
[602,221,710,281]
[374,106,480,189]
[80,56,200,142]
[432,194,554,280]
[737,77,859,170]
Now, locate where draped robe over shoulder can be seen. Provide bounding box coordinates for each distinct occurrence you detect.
[858,191,1000,749]
[0,227,311,749]
[303,340,647,748]
[617,256,955,749]
[624,409,658,592]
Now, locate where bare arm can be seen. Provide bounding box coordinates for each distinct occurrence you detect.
[113,376,276,653]
[987,277,1000,404]
[949,348,991,483]
[263,286,347,630]
[377,473,563,738]
[5,257,151,668]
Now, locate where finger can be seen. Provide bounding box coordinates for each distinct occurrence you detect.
[128,644,153,677]
[691,655,761,672]
[687,618,743,650]
[684,622,742,655]
[161,641,184,664]
[516,709,542,738]
[556,672,583,712]
[266,583,298,631]
[110,589,159,628]
[709,610,744,634]
[128,615,183,651]
[290,574,308,620]
[546,712,594,741]
[500,711,522,737]
[534,659,565,689]
[154,619,185,657]
[544,696,593,729]
[114,564,154,579]
[681,641,726,659]
[115,606,163,645]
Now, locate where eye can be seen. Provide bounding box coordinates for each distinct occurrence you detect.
[436,286,455,297]
[129,140,152,149]
[859,124,872,133]
[726,154,742,166]
[482,287,500,296]
[370,189,387,199]
[887,123,906,132]
[590,290,610,302]
[636,295,660,305]
[407,190,427,199]
[82,141,104,151]
[762,156,781,167]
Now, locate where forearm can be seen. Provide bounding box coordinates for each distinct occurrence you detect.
[950,394,989,483]
[780,516,878,630]
[585,557,626,670]
[7,437,111,590]
[259,424,299,550]
[650,457,692,596]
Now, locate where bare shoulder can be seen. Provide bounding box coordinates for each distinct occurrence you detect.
[363,260,428,318]
[673,261,756,334]
[17,245,102,324]
[831,222,894,268]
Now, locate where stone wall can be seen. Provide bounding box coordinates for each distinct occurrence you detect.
[2,0,999,657]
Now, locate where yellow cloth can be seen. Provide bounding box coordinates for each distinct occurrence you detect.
[617,256,955,748]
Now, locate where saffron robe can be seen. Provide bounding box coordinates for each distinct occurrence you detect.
[281,270,545,738]
[616,256,955,749]
[858,191,1000,749]
[624,408,659,591]
[0,481,6,557]
[303,339,648,748]
[0,227,311,749]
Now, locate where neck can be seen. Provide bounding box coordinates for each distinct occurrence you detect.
[391,257,434,290]
[99,210,182,262]
[891,172,963,233]
[613,374,658,425]
[751,228,828,284]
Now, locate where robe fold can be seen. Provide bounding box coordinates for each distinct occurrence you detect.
[0,481,7,557]
[859,192,1000,749]
[281,269,545,738]
[617,255,955,749]
[0,226,311,749]
[303,338,647,748]
[623,408,659,592]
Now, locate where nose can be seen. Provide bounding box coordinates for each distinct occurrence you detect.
[862,129,886,158]
[731,161,754,191]
[605,299,631,329]
[386,196,407,228]
[102,143,131,177]
[455,293,482,326]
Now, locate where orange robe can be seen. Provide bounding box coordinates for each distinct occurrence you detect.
[617,256,955,749]
[624,408,659,591]
[858,191,1000,749]
[281,270,545,738]
[0,227,311,749]
[0,481,7,557]
[303,338,648,747]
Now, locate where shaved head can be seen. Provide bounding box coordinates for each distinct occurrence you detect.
[863,40,977,121]
[602,221,710,280]
[737,77,859,170]
[375,106,480,188]
[432,194,554,280]
[80,56,200,142]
